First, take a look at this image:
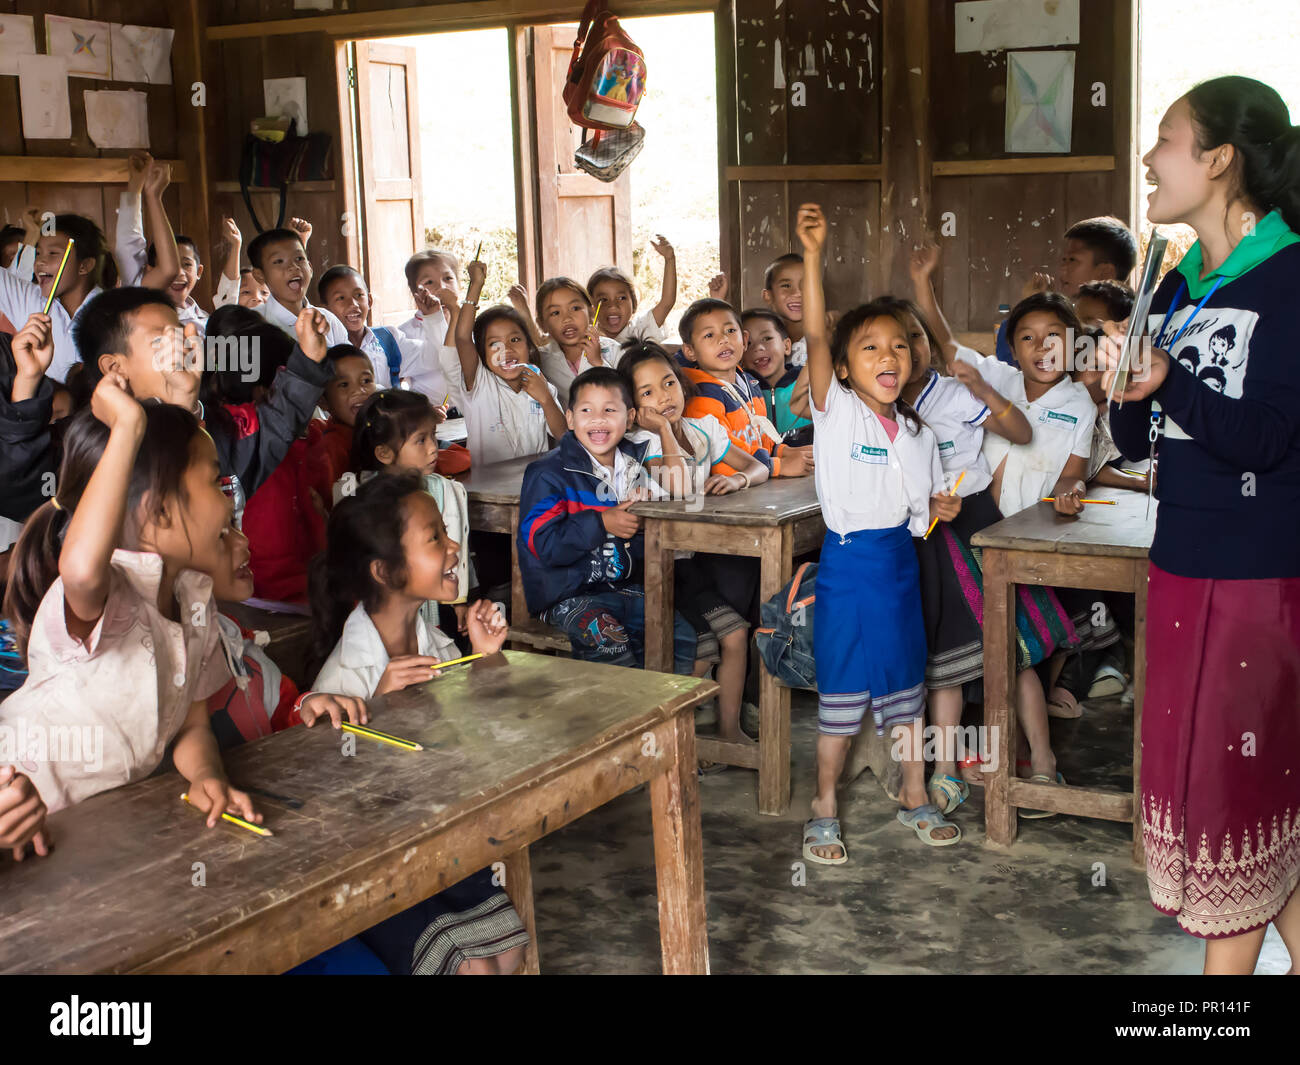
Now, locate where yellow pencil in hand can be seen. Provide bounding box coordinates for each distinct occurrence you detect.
[923,470,966,541]
[180,792,273,837]
[340,722,423,752]
[1040,497,1118,505]
[42,238,75,315]
[429,652,484,672]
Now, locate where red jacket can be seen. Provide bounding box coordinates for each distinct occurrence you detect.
[320,419,354,487]
[240,415,331,602]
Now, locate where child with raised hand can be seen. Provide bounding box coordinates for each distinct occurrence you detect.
[621,342,766,745]
[81,290,334,505]
[450,260,567,465]
[588,234,677,343]
[0,381,261,829]
[518,367,701,673]
[246,226,348,346]
[317,264,449,399]
[741,307,812,446]
[306,473,524,975]
[796,203,961,862]
[351,388,474,632]
[680,298,813,479]
[114,154,183,298]
[762,252,808,366]
[399,249,460,348]
[534,276,622,405]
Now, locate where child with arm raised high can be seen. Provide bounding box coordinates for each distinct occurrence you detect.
[212,216,248,310]
[534,277,622,405]
[450,260,567,464]
[798,204,961,862]
[114,154,182,295]
[0,384,260,828]
[588,234,677,343]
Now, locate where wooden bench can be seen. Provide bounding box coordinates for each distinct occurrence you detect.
[972,488,1155,863]
[0,652,716,974]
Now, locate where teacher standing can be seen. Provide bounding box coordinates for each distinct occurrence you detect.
[1105,76,1300,974]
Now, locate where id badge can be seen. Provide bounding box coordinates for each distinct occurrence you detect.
[850,443,889,465]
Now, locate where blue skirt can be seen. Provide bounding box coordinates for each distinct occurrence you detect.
[813,524,927,736]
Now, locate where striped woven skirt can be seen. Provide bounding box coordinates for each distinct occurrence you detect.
[914,487,1082,690]
[1140,563,1300,939]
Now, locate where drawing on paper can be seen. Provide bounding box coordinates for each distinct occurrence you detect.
[85,89,150,149]
[110,24,174,85]
[1005,50,1075,154]
[264,77,309,135]
[955,0,1080,54]
[19,54,72,140]
[45,14,111,80]
[0,14,37,78]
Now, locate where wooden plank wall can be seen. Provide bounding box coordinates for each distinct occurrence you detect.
[719,0,1134,334]
[0,0,195,292]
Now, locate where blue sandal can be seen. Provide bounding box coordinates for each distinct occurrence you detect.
[802,817,848,865]
[897,803,962,847]
[927,772,970,815]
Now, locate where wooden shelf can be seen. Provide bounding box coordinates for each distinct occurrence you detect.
[207,0,705,40]
[931,156,1115,177]
[0,157,189,184]
[212,180,338,194]
[724,164,884,183]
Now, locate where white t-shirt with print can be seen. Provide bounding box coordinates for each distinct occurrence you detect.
[811,381,944,538]
[955,346,1096,517]
[913,368,993,496]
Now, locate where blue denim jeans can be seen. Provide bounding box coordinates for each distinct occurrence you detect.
[543,586,698,674]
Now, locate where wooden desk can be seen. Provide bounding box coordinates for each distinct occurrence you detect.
[971,489,1154,861]
[636,477,826,816]
[219,600,313,687]
[0,652,716,974]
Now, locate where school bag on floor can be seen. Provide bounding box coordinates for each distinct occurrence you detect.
[754,562,817,689]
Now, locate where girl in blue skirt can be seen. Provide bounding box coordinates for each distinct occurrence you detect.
[797,205,963,864]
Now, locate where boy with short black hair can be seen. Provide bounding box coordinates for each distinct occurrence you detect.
[678,298,812,478]
[741,307,812,446]
[517,366,698,672]
[761,252,807,365]
[246,227,348,347]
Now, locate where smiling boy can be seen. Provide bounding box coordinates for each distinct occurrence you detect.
[762,253,807,366]
[246,228,348,347]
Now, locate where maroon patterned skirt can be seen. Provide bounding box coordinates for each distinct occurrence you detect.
[1141,563,1300,938]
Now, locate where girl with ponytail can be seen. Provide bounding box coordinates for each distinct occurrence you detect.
[1105,75,1300,973]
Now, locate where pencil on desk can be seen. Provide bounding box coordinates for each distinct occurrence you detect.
[1040,497,1118,505]
[42,239,74,315]
[430,652,484,672]
[923,470,966,541]
[340,722,424,751]
[180,793,274,837]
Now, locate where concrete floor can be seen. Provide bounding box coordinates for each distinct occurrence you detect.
[530,689,1292,974]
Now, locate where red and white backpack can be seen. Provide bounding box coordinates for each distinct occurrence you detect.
[563,0,647,131]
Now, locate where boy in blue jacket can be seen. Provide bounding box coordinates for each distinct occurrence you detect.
[518,367,699,672]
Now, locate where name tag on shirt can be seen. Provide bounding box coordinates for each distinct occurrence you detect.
[529,399,543,413]
[850,443,889,465]
[1041,411,1078,430]
[938,440,956,454]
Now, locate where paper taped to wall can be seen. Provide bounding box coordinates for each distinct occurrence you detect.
[85,89,151,149]
[18,54,72,140]
[45,14,112,80]
[955,0,1080,54]
[1005,50,1075,153]
[110,24,174,85]
[0,14,37,77]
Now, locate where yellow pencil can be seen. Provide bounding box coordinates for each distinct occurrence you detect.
[430,652,484,672]
[593,299,603,325]
[473,239,483,262]
[1119,469,1147,477]
[340,722,424,751]
[180,792,273,837]
[1040,497,1118,505]
[42,238,74,315]
[923,470,966,541]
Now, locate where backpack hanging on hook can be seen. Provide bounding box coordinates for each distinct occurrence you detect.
[563,0,647,131]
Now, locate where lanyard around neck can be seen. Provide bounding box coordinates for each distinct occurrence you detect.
[1155,276,1225,350]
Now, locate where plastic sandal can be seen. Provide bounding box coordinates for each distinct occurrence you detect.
[1020,771,1067,819]
[927,772,970,815]
[897,803,962,847]
[1087,664,1127,699]
[802,817,848,865]
[1046,687,1082,719]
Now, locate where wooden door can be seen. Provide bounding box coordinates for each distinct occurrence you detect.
[529,24,633,287]
[355,41,423,326]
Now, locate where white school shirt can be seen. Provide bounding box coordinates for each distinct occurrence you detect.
[610,306,665,345]
[955,345,1096,517]
[0,268,79,383]
[114,191,149,287]
[0,550,229,814]
[255,293,349,347]
[811,381,944,538]
[442,347,560,465]
[6,243,35,280]
[628,414,732,497]
[538,335,623,407]
[789,337,808,368]
[913,368,993,497]
[355,321,449,399]
[311,602,459,700]
[398,310,449,348]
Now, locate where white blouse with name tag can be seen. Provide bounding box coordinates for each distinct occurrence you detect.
[955,345,1095,517]
[913,368,993,497]
[811,380,944,538]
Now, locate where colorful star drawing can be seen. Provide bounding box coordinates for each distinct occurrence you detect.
[72,30,98,57]
[1005,50,1075,154]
